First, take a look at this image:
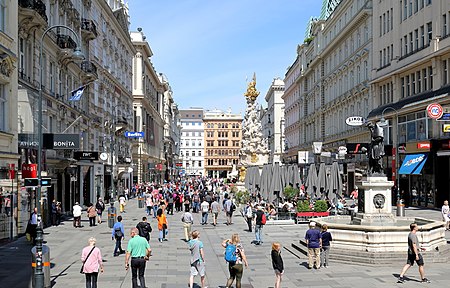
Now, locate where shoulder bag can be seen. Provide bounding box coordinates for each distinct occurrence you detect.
[80,247,96,274]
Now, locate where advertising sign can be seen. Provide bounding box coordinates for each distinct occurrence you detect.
[427,103,443,119]
[124,131,145,138]
[346,143,369,154]
[22,164,37,178]
[43,133,80,149]
[443,124,450,132]
[74,151,99,161]
[345,116,366,126]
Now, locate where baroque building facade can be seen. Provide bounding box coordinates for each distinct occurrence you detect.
[283,0,373,193]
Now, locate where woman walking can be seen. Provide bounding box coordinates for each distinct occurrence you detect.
[442,200,450,230]
[222,233,248,288]
[81,237,104,288]
[271,242,284,288]
[320,224,333,268]
[157,207,168,242]
[87,203,97,227]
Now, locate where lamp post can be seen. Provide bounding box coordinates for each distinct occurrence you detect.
[37,25,84,288]
[380,106,400,204]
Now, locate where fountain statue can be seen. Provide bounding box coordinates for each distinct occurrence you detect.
[239,73,269,167]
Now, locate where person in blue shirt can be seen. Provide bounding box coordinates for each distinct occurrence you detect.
[305,221,322,269]
[188,230,206,288]
[112,215,125,256]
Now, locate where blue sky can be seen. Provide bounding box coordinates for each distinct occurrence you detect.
[128,0,323,115]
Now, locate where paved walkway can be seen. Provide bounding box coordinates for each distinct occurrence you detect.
[1,200,450,287]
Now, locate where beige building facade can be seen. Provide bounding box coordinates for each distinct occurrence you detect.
[204,109,242,178]
[369,0,450,208]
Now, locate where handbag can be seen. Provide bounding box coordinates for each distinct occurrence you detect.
[162,223,168,230]
[80,247,96,274]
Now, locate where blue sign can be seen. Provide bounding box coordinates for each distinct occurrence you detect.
[124,131,145,138]
[399,153,428,175]
[437,112,450,121]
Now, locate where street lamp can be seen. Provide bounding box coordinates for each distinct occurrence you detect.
[37,25,84,288]
[379,106,400,203]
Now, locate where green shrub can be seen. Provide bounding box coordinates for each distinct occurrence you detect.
[284,185,299,201]
[297,200,311,212]
[234,190,250,204]
[314,200,328,212]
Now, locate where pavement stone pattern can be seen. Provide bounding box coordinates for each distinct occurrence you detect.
[1,200,449,288]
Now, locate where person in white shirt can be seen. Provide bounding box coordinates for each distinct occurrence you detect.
[200,200,210,225]
[73,202,82,228]
[119,195,126,213]
[210,200,220,226]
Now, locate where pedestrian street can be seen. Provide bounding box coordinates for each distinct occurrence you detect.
[2,199,450,288]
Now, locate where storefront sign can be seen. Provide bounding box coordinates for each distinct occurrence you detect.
[443,124,450,132]
[399,153,428,175]
[124,131,145,138]
[345,116,365,126]
[74,151,99,161]
[417,142,431,149]
[346,143,369,154]
[427,103,443,119]
[437,113,450,121]
[22,164,37,178]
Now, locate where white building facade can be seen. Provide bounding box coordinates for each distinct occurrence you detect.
[179,108,205,176]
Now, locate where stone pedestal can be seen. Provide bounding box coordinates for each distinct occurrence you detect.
[353,176,394,225]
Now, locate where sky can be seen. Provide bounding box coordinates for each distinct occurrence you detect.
[128,0,323,115]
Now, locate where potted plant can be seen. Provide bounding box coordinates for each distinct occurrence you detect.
[313,200,329,217]
[284,185,299,202]
[297,199,311,212]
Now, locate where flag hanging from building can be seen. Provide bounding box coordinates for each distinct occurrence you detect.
[69,86,85,101]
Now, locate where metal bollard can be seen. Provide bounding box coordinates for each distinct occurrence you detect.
[396,199,405,217]
[108,204,117,228]
[138,197,144,208]
[31,245,51,288]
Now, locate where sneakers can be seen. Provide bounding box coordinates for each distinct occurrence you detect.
[397,277,405,283]
[421,278,431,283]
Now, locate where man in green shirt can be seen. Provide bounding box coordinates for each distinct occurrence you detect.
[125,228,151,288]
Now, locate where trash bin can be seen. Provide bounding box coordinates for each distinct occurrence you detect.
[138,197,144,208]
[31,245,51,288]
[396,199,405,217]
[108,204,117,228]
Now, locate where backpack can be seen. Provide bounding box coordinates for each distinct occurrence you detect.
[114,227,123,238]
[261,213,267,225]
[231,202,236,212]
[224,243,237,263]
[137,222,152,238]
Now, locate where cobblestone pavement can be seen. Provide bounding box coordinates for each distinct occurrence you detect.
[1,200,449,288]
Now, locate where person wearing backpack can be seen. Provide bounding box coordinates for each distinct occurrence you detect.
[188,230,206,288]
[244,203,253,232]
[136,216,152,242]
[253,206,266,245]
[112,215,125,256]
[95,197,105,224]
[222,233,248,288]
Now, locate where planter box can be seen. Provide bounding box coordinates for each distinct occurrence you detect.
[296,211,330,223]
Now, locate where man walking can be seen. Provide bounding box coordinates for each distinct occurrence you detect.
[136,216,152,242]
[398,223,431,283]
[73,202,82,228]
[181,208,194,242]
[112,215,125,256]
[125,228,152,288]
[244,202,253,232]
[224,197,234,225]
[200,199,210,225]
[210,199,220,226]
[305,221,322,269]
[254,206,265,245]
[188,230,206,288]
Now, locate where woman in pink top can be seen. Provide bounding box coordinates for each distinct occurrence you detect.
[81,237,104,288]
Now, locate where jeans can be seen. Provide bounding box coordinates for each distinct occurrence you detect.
[146,206,152,216]
[255,224,263,243]
[159,229,166,240]
[167,203,174,214]
[114,238,124,255]
[193,202,200,213]
[308,247,321,268]
[201,212,208,224]
[131,258,146,288]
[152,205,158,218]
[320,246,330,266]
[89,217,96,226]
[85,272,98,288]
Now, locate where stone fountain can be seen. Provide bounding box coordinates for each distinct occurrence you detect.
[290,121,448,265]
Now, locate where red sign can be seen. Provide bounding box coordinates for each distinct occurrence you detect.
[175,163,183,167]
[22,164,37,178]
[417,142,431,149]
[8,163,15,179]
[427,103,443,119]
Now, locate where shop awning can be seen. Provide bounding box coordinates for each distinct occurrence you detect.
[398,153,428,175]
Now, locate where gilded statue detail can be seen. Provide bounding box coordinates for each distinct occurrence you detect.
[244,73,260,102]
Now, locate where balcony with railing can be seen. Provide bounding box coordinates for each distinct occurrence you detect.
[80,61,98,81]
[19,0,48,26]
[56,34,77,50]
[81,18,98,41]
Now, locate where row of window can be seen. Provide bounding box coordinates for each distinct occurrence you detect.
[205,131,240,138]
[379,8,394,36]
[379,82,394,106]
[400,0,432,22]
[206,140,240,147]
[378,44,394,69]
[180,140,203,147]
[182,132,203,137]
[205,123,240,129]
[206,159,239,166]
[206,149,239,156]
[400,66,433,98]
[181,121,202,126]
[400,22,432,59]
[185,161,202,168]
[180,150,202,157]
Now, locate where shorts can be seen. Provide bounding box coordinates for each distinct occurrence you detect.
[190,261,205,276]
[406,253,424,266]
